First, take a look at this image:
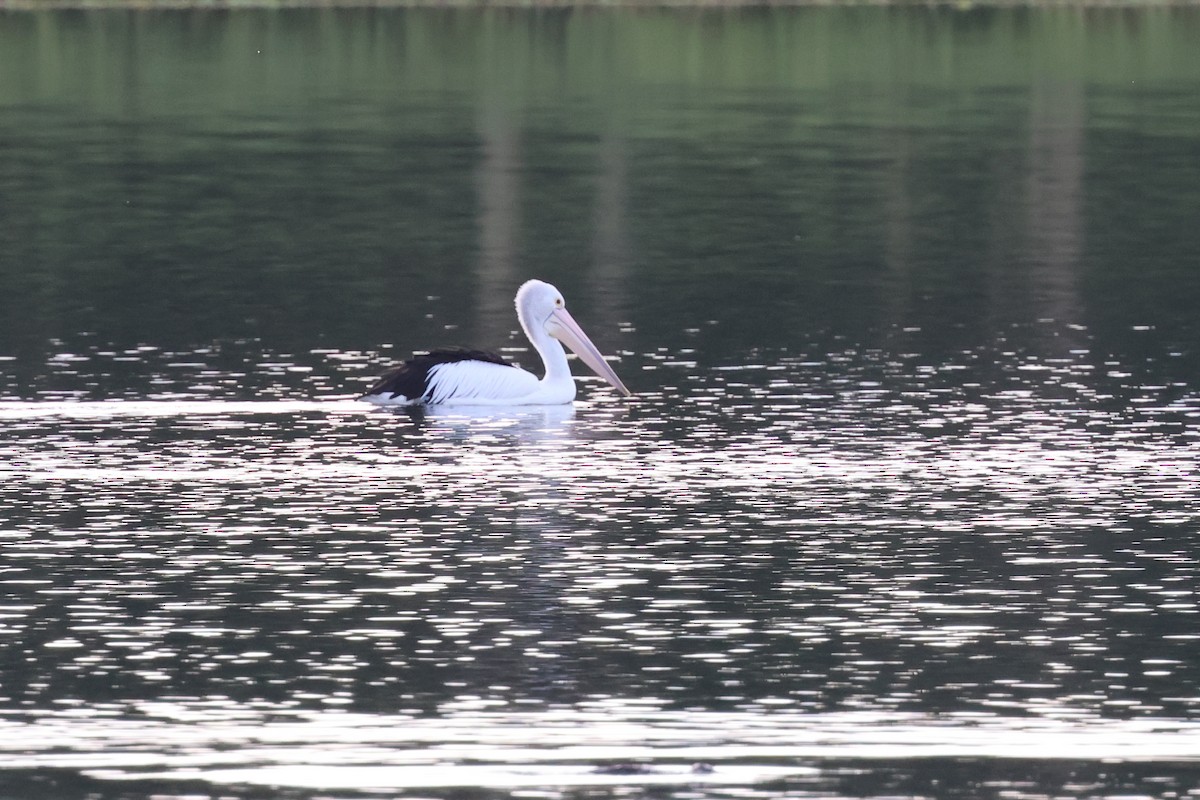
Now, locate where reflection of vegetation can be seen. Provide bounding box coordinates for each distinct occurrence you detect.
[0,8,1198,354]
[4,8,1197,107]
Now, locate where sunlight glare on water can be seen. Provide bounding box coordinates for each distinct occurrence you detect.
[2,334,1200,798]
[3,333,1198,721]
[1,705,1198,792]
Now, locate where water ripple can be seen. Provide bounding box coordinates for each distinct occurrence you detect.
[1,334,1198,796]
[0,707,1197,791]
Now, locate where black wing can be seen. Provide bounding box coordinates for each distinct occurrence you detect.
[361,347,513,400]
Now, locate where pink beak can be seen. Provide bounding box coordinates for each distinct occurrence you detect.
[546,307,631,397]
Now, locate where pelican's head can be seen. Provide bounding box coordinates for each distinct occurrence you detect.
[515,279,631,397]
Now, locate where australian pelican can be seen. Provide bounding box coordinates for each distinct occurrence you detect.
[361,279,631,406]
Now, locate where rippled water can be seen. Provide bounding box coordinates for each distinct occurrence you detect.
[3,6,1200,800]
[3,334,1199,796]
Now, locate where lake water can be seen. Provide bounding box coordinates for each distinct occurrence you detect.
[2,6,1200,799]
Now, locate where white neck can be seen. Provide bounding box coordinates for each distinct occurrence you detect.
[526,322,571,384]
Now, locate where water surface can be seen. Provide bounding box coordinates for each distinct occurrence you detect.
[1,6,1200,799]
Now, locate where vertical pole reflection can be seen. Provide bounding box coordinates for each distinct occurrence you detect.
[1025,77,1085,336]
[475,104,523,350]
[587,129,633,329]
[880,125,915,329]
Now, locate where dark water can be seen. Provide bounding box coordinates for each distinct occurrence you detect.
[2,6,1200,799]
